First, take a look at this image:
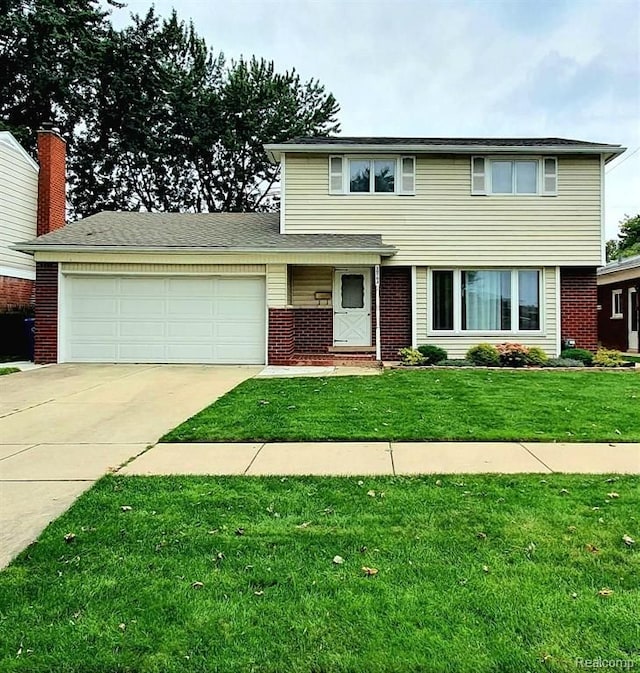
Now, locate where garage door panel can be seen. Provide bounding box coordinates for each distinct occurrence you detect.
[64,275,265,364]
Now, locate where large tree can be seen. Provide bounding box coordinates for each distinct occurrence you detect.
[606,213,640,262]
[0,3,340,217]
[0,0,119,150]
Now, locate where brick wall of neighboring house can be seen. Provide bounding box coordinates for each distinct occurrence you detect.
[37,129,66,236]
[0,276,34,310]
[293,308,333,352]
[267,308,295,365]
[560,267,598,351]
[376,267,412,360]
[597,278,640,351]
[34,262,58,364]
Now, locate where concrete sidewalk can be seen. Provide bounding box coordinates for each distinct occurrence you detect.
[120,441,640,476]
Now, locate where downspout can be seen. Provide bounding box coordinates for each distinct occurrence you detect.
[411,266,417,348]
[375,265,381,361]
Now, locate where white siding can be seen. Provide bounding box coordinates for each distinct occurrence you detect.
[415,266,559,357]
[284,154,602,267]
[0,137,38,278]
[267,263,288,307]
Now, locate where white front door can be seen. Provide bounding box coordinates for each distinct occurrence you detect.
[333,268,371,346]
[629,288,639,352]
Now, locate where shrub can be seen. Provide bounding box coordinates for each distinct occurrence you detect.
[398,347,424,366]
[543,358,584,368]
[560,348,593,365]
[437,359,474,367]
[526,346,549,366]
[496,342,530,367]
[466,343,500,366]
[592,348,627,367]
[417,344,448,365]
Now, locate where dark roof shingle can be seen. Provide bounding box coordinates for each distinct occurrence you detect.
[15,211,395,253]
[279,136,617,147]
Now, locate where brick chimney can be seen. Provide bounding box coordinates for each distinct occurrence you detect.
[37,125,66,236]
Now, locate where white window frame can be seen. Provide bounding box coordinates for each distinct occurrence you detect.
[428,268,545,335]
[470,156,558,197]
[327,155,415,196]
[611,289,623,319]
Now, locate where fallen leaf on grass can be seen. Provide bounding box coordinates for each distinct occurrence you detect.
[622,535,635,547]
[367,490,376,497]
[607,492,620,499]
[235,528,245,536]
[191,582,204,590]
[559,489,570,495]
[120,506,132,512]
[118,623,126,631]
[598,588,614,597]
[295,522,311,529]
[362,567,378,576]
[332,555,344,565]
[254,590,264,596]
[585,544,599,553]
[476,532,487,540]
[482,565,490,573]
[63,533,76,544]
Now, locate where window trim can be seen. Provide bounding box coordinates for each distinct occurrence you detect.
[428,268,545,335]
[611,289,623,319]
[327,155,415,196]
[470,156,558,197]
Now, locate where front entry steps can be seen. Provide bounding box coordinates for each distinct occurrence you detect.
[287,352,381,368]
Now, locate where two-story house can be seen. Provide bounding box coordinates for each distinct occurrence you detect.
[14,135,624,365]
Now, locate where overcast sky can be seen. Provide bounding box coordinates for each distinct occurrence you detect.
[109,0,639,239]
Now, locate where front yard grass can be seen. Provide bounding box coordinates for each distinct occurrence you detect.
[163,369,640,443]
[0,475,638,672]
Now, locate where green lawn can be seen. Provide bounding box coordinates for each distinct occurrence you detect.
[0,367,19,376]
[0,475,638,672]
[163,369,640,443]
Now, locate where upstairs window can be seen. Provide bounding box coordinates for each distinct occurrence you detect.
[329,156,415,195]
[471,156,557,196]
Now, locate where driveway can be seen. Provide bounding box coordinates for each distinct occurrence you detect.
[0,363,258,567]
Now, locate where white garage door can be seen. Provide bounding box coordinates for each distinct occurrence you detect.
[63,275,266,364]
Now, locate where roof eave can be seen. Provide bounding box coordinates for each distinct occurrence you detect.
[265,143,626,162]
[12,243,397,257]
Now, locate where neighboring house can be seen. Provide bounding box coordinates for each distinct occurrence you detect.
[0,132,38,308]
[14,135,624,366]
[0,128,66,311]
[597,255,639,353]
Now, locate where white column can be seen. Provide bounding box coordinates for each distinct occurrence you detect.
[411,265,417,349]
[375,264,381,361]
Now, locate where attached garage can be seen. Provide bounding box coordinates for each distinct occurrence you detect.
[61,274,266,364]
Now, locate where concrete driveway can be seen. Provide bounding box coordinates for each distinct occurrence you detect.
[0,363,258,567]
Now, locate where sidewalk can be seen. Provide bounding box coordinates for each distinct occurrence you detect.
[119,441,640,476]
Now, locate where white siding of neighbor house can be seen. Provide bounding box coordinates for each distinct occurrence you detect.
[415,266,559,357]
[284,153,602,267]
[0,137,38,278]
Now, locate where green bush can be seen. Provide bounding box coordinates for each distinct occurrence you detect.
[466,343,500,366]
[543,358,584,368]
[526,346,549,366]
[560,348,593,365]
[417,344,448,365]
[592,348,627,367]
[398,347,424,366]
[496,342,530,367]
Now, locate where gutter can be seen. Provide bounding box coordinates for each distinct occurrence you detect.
[265,143,626,163]
[10,243,397,256]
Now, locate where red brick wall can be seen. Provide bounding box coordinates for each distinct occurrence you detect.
[377,267,412,360]
[560,267,598,351]
[0,276,35,310]
[37,130,66,236]
[293,308,333,352]
[34,262,58,364]
[268,308,295,365]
